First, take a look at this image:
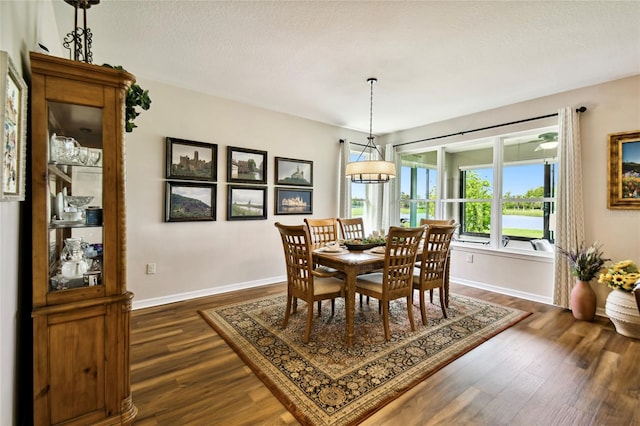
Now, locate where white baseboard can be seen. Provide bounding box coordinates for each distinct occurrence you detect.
[452,276,554,305]
[133,274,571,313]
[132,275,286,310]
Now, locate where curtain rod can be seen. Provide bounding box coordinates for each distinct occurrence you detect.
[393,106,587,148]
[339,139,368,148]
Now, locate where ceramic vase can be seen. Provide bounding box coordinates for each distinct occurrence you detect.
[570,279,597,321]
[605,290,640,339]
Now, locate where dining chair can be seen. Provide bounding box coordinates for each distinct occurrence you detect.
[303,217,344,280]
[275,222,345,343]
[419,218,456,307]
[337,217,365,240]
[354,226,425,341]
[412,224,457,325]
[337,217,374,304]
[304,218,340,247]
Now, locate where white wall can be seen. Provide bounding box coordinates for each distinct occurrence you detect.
[3,1,639,423]
[125,79,366,307]
[386,75,640,307]
[1,1,61,424]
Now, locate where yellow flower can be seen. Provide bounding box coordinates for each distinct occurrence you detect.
[598,273,611,283]
[599,260,639,293]
[616,259,633,268]
[625,273,639,285]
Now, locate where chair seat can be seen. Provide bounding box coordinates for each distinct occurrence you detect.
[355,273,384,293]
[315,265,342,277]
[314,278,344,296]
[412,266,427,284]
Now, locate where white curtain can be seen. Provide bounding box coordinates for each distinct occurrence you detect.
[364,150,381,234]
[379,144,395,231]
[339,140,394,234]
[553,107,585,308]
[339,140,352,218]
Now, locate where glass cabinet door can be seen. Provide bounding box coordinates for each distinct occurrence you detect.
[46,101,104,293]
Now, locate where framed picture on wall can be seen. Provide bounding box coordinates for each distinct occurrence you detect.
[166,137,217,181]
[165,181,216,222]
[274,157,313,186]
[275,187,313,215]
[227,185,267,220]
[227,146,267,184]
[608,130,640,209]
[0,51,27,201]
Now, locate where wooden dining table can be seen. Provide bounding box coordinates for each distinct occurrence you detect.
[313,248,384,346]
[313,246,451,346]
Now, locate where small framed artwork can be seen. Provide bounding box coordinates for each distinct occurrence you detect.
[608,130,640,210]
[227,146,267,184]
[227,185,267,220]
[165,181,216,222]
[275,157,313,186]
[275,187,313,215]
[166,137,217,181]
[0,51,27,201]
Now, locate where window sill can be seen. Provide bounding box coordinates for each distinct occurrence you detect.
[451,241,554,263]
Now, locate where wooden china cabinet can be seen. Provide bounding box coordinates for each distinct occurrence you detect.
[30,52,136,425]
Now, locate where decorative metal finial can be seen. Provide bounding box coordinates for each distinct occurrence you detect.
[63,0,100,63]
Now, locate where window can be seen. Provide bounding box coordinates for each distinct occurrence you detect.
[349,151,367,219]
[398,151,437,227]
[459,166,493,237]
[501,131,557,245]
[398,126,558,251]
[346,142,389,235]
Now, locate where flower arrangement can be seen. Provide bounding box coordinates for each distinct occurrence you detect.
[558,241,609,282]
[598,260,640,292]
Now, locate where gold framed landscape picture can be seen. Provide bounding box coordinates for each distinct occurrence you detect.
[0,51,27,201]
[608,130,640,209]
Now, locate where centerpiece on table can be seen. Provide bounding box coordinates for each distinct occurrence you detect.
[344,234,386,251]
[559,241,608,321]
[598,260,640,339]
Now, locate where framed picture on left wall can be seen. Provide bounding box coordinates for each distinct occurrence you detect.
[227,185,267,220]
[0,51,27,201]
[165,181,217,222]
[166,137,217,181]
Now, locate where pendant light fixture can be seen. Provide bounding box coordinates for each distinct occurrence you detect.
[345,78,396,183]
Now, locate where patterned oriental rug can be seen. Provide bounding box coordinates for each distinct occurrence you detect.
[199,293,530,426]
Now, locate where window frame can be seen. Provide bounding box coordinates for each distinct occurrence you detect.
[396,125,558,252]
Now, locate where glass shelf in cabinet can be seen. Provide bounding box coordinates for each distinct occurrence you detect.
[49,222,103,229]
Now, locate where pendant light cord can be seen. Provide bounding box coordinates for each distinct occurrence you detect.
[369,78,374,141]
[366,77,384,158]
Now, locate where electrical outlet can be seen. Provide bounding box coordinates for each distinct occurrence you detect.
[466,254,474,263]
[146,263,156,274]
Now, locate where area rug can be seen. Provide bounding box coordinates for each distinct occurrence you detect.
[199,293,530,425]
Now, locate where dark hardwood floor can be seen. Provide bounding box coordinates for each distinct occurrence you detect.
[130,282,640,425]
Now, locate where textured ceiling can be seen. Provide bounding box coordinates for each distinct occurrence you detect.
[51,1,640,135]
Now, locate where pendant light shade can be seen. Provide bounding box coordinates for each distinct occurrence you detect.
[344,160,396,183]
[345,78,396,184]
